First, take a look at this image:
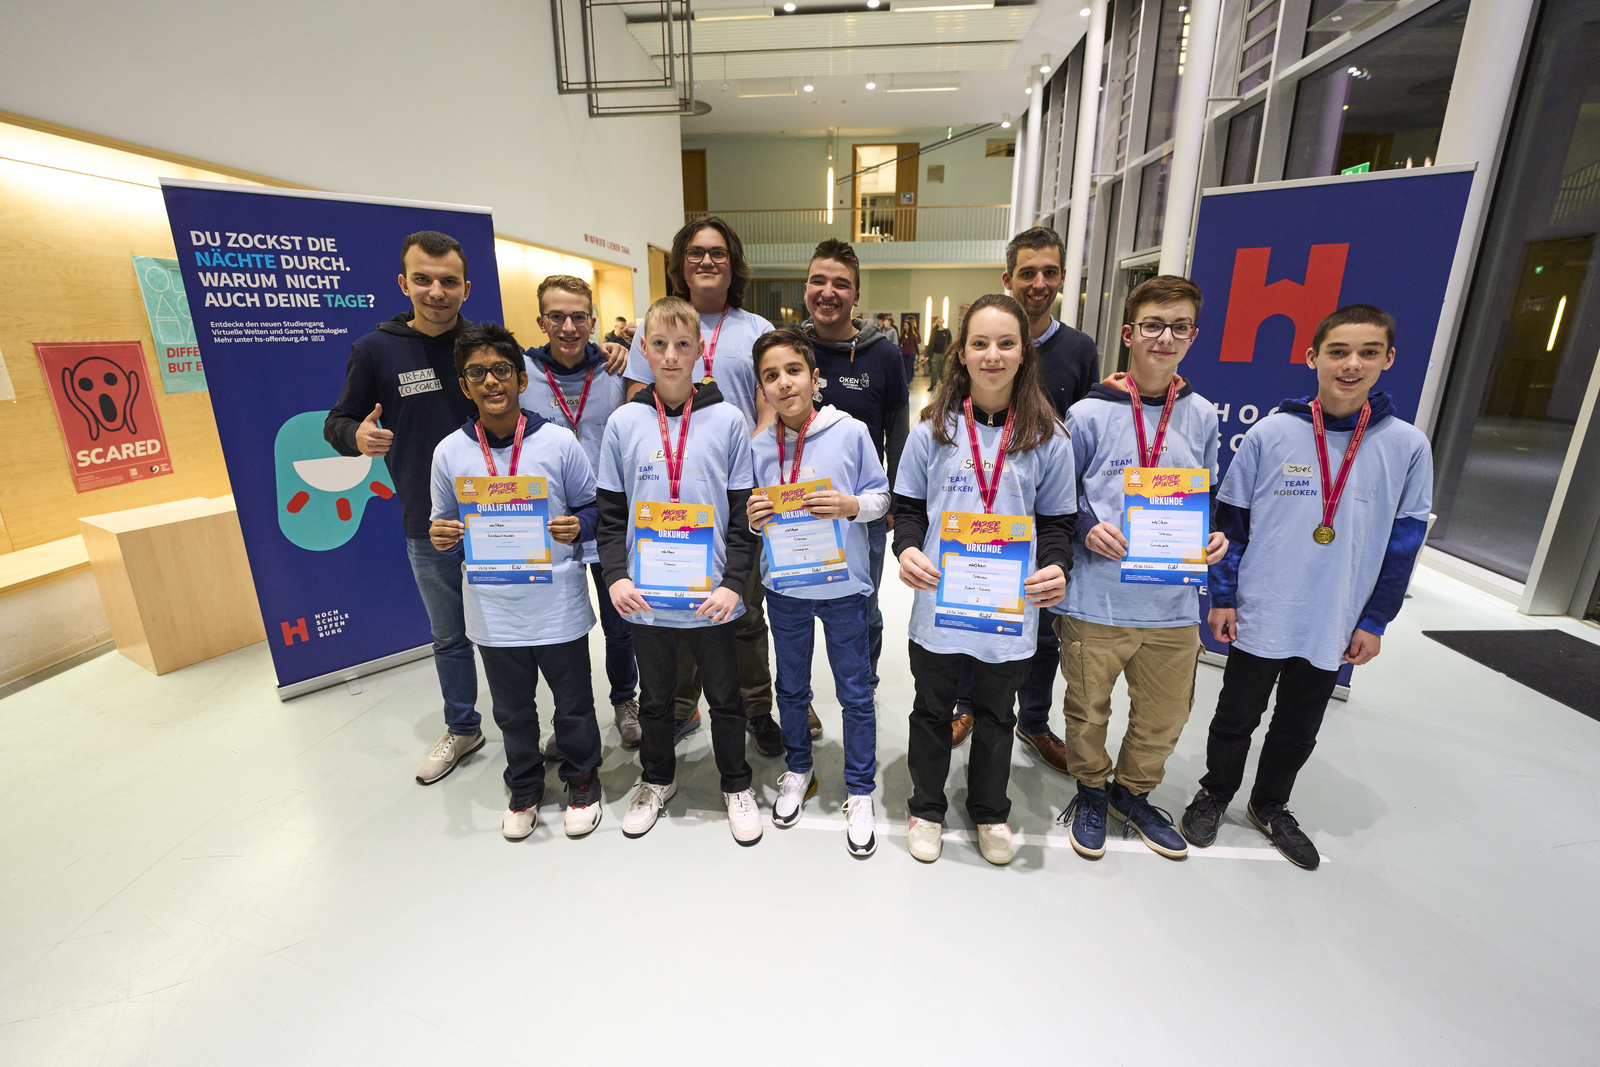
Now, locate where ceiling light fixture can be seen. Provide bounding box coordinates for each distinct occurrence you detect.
[889,0,994,11]
[783,1,796,10]
[885,81,960,92]
[803,76,815,91]
[1025,79,1033,94]
[1001,112,1011,128]
[1080,6,1091,14]
[1040,54,1051,73]
[693,5,774,20]
[867,0,881,6]
[866,75,877,89]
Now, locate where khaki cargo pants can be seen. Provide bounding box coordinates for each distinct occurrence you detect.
[1054,614,1202,794]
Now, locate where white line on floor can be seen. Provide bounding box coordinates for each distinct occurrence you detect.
[680,809,1322,862]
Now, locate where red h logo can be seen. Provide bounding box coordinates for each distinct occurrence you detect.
[1219,244,1349,364]
[281,618,309,645]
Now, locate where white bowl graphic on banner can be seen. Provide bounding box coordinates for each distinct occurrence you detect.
[293,455,372,492]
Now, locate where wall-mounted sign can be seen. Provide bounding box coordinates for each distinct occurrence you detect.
[132,255,208,393]
[34,341,174,492]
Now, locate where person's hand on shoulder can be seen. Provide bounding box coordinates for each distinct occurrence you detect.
[600,342,629,375]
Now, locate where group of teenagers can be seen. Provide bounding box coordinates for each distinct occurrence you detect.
[326,217,1432,871]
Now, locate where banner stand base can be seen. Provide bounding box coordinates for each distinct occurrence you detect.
[1198,648,1350,702]
[276,644,434,701]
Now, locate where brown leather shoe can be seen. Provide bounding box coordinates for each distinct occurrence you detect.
[1015,727,1072,774]
[950,712,975,749]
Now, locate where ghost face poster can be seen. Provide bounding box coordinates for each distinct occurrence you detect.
[34,341,174,492]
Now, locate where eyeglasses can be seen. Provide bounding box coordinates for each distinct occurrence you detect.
[1134,320,1197,340]
[462,362,518,383]
[685,247,730,264]
[543,312,592,328]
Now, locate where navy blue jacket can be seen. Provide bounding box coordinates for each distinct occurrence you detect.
[1036,320,1101,419]
[803,319,910,491]
[325,313,479,539]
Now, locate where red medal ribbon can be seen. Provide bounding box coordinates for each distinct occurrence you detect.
[1311,398,1371,533]
[1126,373,1180,468]
[962,397,1015,515]
[544,363,595,430]
[654,391,695,503]
[474,413,526,477]
[701,308,729,382]
[776,411,816,485]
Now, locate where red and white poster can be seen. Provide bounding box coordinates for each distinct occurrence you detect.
[34,341,174,493]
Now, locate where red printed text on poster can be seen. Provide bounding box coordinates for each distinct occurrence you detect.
[34,342,174,493]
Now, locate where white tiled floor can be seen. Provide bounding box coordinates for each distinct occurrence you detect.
[3,556,1598,1064]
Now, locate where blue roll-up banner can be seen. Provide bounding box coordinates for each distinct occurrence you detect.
[1184,166,1475,688]
[158,180,502,696]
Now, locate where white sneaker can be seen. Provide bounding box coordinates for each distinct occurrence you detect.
[563,774,602,838]
[502,802,539,840]
[724,789,763,846]
[907,817,943,862]
[539,733,564,761]
[621,780,677,838]
[415,730,486,784]
[844,795,876,857]
[977,822,1014,866]
[772,770,816,828]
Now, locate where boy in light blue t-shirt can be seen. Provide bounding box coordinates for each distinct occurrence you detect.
[1182,304,1433,870]
[596,296,765,848]
[746,327,890,857]
[427,323,602,844]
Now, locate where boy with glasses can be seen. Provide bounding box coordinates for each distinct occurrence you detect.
[519,276,640,749]
[1053,276,1228,861]
[622,218,780,756]
[427,322,604,840]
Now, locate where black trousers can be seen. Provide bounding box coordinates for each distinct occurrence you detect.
[1199,646,1340,809]
[907,641,1030,824]
[954,609,1060,735]
[478,637,601,801]
[632,621,753,794]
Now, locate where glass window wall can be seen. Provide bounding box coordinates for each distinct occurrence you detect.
[1134,153,1172,250]
[1239,0,1280,94]
[1284,0,1471,180]
[1222,103,1265,186]
[1146,0,1190,151]
[1428,0,1600,580]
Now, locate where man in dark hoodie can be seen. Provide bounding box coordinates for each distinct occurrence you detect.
[801,239,909,691]
[324,231,624,786]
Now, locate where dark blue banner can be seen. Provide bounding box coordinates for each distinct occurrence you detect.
[1186,167,1474,681]
[160,181,502,692]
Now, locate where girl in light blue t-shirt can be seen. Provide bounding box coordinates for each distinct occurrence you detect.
[891,294,1078,867]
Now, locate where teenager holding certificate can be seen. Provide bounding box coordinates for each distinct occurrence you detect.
[1051,276,1226,861]
[596,296,765,847]
[1182,305,1432,869]
[746,328,890,856]
[891,294,1076,866]
[427,323,604,841]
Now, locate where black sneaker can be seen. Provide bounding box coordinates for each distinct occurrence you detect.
[1181,788,1229,848]
[747,713,784,758]
[807,703,823,740]
[563,774,603,838]
[1247,801,1320,870]
[673,709,701,746]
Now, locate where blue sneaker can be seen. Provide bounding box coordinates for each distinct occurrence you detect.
[1109,781,1188,858]
[673,709,700,746]
[1058,781,1108,858]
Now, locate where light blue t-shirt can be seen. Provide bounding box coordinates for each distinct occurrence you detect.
[596,391,756,628]
[750,407,889,600]
[1055,383,1220,628]
[895,414,1078,663]
[1219,410,1433,670]
[625,305,771,434]
[519,347,628,565]
[429,420,597,648]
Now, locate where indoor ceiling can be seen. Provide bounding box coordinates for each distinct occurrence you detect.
[612,0,1091,134]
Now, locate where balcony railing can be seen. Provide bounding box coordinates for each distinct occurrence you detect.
[685,205,1011,267]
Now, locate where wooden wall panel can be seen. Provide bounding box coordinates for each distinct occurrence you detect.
[0,157,234,551]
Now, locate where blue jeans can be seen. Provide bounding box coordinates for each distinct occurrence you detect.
[766,589,877,796]
[406,537,479,735]
[591,562,638,705]
[866,517,887,687]
[955,609,1058,735]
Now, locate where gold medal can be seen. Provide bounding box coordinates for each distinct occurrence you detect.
[702,374,715,384]
[1313,524,1336,545]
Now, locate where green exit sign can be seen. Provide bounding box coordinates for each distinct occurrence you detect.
[1341,162,1372,175]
